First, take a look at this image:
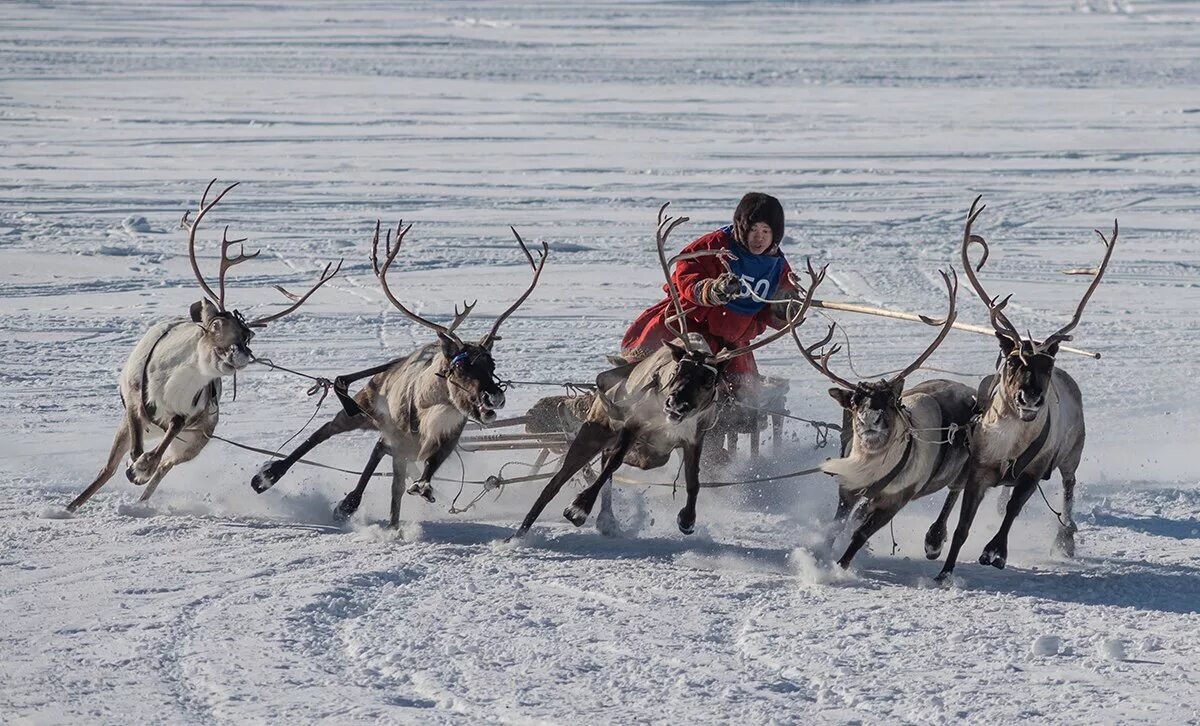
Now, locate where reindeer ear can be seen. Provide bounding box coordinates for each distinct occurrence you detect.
[479,334,499,351]
[664,340,687,360]
[437,332,459,359]
[996,332,1017,357]
[1042,340,1060,357]
[889,378,905,399]
[828,388,854,409]
[192,299,218,325]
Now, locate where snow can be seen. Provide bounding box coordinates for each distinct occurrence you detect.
[3,1,1200,723]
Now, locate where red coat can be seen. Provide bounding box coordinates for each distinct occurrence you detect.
[620,228,794,378]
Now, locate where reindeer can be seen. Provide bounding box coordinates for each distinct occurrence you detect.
[251,220,548,529]
[793,269,978,568]
[66,180,341,513]
[932,196,1116,581]
[513,204,821,538]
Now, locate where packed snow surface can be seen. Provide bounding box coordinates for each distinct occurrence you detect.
[3,1,1199,723]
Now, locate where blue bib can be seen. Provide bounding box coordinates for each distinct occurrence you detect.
[720,226,785,316]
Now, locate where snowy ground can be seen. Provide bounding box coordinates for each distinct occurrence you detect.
[3,1,1200,723]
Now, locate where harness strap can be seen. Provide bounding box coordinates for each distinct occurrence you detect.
[140,321,226,434]
[1010,407,1053,481]
[862,433,915,498]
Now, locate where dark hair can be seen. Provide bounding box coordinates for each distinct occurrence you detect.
[733,192,785,247]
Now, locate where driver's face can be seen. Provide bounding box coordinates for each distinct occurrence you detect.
[745,222,774,254]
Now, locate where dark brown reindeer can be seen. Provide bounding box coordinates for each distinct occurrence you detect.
[794,269,978,569]
[513,203,821,538]
[67,180,341,512]
[251,220,548,529]
[933,196,1116,581]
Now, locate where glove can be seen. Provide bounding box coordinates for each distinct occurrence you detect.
[693,273,742,307]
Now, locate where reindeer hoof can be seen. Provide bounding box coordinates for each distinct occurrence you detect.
[934,570,954,585]
[407,482,435,503]
[333,494,361,521]
[1053,527,1077,558]
[979,547,1007,569]
[563,505,588,527]
[595,510,619,537]
[676,510,696,535]
[924,526,946,560]
[251,462,281,493]
[126,456,156,486]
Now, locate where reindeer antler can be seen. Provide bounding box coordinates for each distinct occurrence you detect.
[959,195,1022,345]
[372,220,464,344]
[1039,220,1117,352]
[887,269,958,382]
[186,179,240,308]
[481,227,549,348]
[184,179,341,324]
[248,258,343,327]
[654,202,694,349]
[217,225,259,311]
[793,320,855,390]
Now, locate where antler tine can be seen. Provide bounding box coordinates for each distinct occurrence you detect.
[482,227,549,346]
[186,178,240,307]
[248,258,343,327]
[450,299,477,332]
[714,258,826,363]
[792,321,856,390]
[889,268,959,383]
[371,220,462,343]
[1040,219,1117,351]
[216,224,260,310]
[959,196,1021,342]
[510,226,537,269]
[654,202,693,350]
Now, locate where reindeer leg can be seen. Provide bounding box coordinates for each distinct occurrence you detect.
[924,489,960,560]
[334,439,387,520]
[595,478,618,537]
[980,472,1038,569]
[127,415,185,485]
[513,422,613,538]
[406,430,463,504]
[389,455,408,530]
[1054,467,1079,558]
[838,501,904,568]
[935,476,987,583]
[136,424,213,504]
[564,432,632,527]
[66,417,133,513]
[676,440,704,535]
[251,408,371,493]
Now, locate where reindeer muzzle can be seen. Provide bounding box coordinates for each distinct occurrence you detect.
[663,396,689,423]
[1015,390,1043,421]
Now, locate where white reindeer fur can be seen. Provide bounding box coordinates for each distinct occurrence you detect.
[976,367,1084,477]
[121,320,227,431]
[822,392,944,500]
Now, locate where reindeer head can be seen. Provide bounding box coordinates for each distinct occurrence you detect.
[795,269,958,455]
[190,298,256,375]
[657,341,727,423]
[370,220,548,425]
[645,203,821,424]
[183,179,342,377]
[958,196,1116,422]
[437,333,506,424]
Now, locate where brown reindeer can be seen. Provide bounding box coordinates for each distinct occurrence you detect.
[67,180,341,512]
[513,203,821,538]
[794,269,977,568]
[251,220,548,529]
[933,196,1116,581]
